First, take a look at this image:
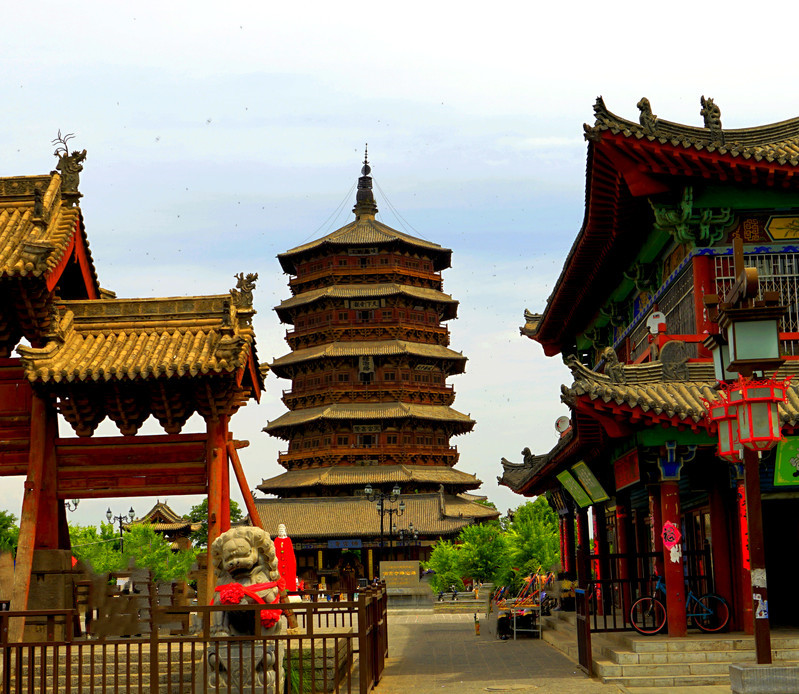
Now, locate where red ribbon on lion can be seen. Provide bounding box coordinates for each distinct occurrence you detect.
[213,577,286,629]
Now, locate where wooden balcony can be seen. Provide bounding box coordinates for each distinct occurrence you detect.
[282,383,456,408]
[290,265,443,291]
[286,323,451,349]
[277,444,459,467]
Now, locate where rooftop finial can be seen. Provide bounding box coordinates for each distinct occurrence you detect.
[353,143,378,220]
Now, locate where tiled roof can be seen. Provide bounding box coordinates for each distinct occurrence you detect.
[253,491,498,539]
[275,283,458,320]
[586,96,799,165]
[563,356,799,430]
[17,294,260,384]
[0,174,97,283]
[270,339,467,372]
[264,402,474,435]
[258,464,481,492]
[278,217,451,272]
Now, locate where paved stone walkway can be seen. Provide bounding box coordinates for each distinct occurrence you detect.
[375,611,623,694]
[375,611,731,694]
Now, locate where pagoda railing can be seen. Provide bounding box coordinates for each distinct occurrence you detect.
[286,323,451,345]
[283,382,455,396]
[290,265,443,288]
[278,444,459,462]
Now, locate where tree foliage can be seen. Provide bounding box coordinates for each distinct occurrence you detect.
[420,496,561,595]
[0,510,19,555]
[70,523,199,583]
[187,498,243,547]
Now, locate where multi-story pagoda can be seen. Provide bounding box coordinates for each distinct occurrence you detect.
[256,156,497,587]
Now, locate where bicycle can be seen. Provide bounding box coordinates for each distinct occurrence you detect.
[629,574,729,635]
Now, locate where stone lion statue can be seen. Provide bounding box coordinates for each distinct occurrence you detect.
[202,527,284,693]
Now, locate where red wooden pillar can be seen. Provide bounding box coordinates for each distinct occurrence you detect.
[9,392,56,642]
[576,506,591,589]
[692,255,715,358]
[735,476,753,634]
[563,511,576,576]
[707,472,734,618]
[206,415,229,604]
[615,498,632,620]
[660,481,687,637]
[221,435,231,534]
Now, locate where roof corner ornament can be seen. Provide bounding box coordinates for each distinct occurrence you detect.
[700,96,723,138]
[230,272,258,309]
[637,97,658,134]
[601,346,626,384]
[52,130,86,201]
[520,309,541,338]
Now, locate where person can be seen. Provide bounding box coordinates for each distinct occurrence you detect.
[450,584,458,601]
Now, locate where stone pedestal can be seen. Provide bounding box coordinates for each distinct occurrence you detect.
[199,641,281,693]
[24,549,75,641]
[730,664,799,693]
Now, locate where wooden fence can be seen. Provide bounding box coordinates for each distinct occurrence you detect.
[0,585,388,694]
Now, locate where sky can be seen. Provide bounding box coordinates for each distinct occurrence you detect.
[3,1,799,528]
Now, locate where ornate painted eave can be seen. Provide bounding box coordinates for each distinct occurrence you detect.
[277,218,452,274]
[263,401,474,438]
[258,464,482,493]
[270,339,467,376]
[534,97,799,357]
[275,283,459,322]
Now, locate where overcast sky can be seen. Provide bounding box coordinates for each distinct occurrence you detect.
[3,1,798,527]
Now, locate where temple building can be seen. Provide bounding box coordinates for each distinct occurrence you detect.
[500,97,799,666]
[256,156,498,588]
[127,501,201,552]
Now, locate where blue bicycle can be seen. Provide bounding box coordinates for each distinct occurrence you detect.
[629,575,729,635]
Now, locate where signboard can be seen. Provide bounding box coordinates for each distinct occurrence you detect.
[351,299,382,309]
[774,436,799,487]
[327,539,363,549]
[571,461,609,503]
[613,449,640,491]
[379,560,420,588]
[556,470,592,508]
[353,425,381,433]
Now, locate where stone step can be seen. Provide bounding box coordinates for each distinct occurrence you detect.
[600,672,732,688]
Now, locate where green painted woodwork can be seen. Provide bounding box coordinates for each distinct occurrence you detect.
[636,429,714,448]
[651,187,733,247]
[694,186,799,210]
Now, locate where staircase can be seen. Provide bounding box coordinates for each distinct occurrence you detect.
[542,610,799,689]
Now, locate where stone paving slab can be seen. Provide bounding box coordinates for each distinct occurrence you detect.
[378,610,733,694]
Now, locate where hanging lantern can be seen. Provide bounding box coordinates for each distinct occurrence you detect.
[705,392,742,463]
[728,377,789,451]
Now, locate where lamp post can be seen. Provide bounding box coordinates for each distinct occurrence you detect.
[107,506,135,554]
[704,237,788,665]
[397,522,419,560]
[364,484,404,572]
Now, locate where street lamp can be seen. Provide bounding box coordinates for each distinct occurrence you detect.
[364,484,405,571]
[64,499,80,513]
[397,522,419,559]
[703,237,789,665]
[107,506,135,554]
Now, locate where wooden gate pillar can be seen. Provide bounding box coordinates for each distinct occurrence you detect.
[733,468,753,634]
[707,464,735,625]
[576,506,591,588]
[615,496,632,621]
[206,415,229,603]
[563,510,576,576]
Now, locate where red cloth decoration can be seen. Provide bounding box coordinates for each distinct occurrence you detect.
[274,536,297,591]
[213,581,283,629]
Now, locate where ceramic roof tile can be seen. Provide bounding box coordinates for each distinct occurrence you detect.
[253,492,497,539]
[0,174,97,284]
[17,295,259,385]
[258,464,481,491]
[270,339,466,371]
[264,402,474,434]
[586,97,799,166]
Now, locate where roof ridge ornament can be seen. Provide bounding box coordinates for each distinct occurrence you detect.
[700,96,724,141]
[637,97,658,134]
[353,143,378,220]
[51,129,86,203]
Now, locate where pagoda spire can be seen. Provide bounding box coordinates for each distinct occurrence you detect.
[353,144,378,220]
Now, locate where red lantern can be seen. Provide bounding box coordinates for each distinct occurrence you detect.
[728,376,789,451]
[706,394,742,463]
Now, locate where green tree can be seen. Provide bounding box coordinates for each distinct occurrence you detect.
[70,523,124,574]
[122,525,199,583]
[501,497,560,590]
[456,522,510,584]
[422,540,464,593]
[0,510,19,556]
[187,498,243,547]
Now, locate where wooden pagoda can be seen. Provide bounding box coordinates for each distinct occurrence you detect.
[0,145,264,638]
[257,155,497,586]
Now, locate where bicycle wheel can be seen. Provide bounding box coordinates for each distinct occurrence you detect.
[693,594,730,633]
[630,597,667,635]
